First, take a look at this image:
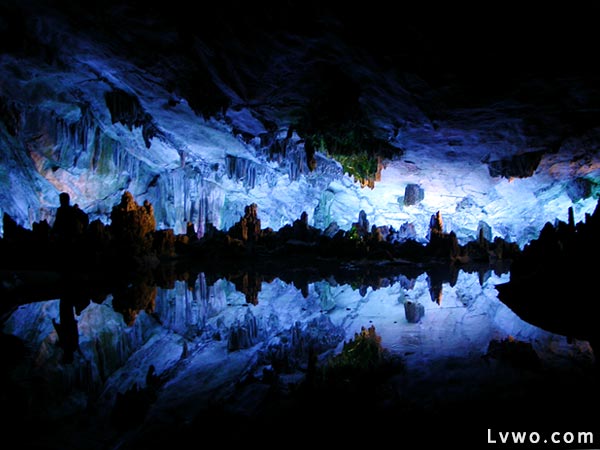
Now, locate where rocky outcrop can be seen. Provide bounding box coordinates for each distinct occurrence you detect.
[426,211,459,258]
[403,184,424,206]
[227,203,261,243]
[110,191,156,258]
[404,300,425,323]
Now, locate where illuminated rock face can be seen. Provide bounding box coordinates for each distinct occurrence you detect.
[0,2,599,246]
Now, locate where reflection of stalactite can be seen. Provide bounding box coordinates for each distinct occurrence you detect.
[427,277,443,305]
[229,272,262,305]
[152,274,213,335]
[52,297,81,364]
[112,281,157,326]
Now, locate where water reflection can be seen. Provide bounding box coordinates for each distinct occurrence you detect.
[1,265,595,448]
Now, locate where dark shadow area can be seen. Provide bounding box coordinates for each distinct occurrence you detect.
[498,203,600,359]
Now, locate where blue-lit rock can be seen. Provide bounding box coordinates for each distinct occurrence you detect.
[0,1,599,249]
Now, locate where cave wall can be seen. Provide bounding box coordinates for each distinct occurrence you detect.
[1,1,600,246]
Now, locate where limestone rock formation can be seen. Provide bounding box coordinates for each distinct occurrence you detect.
[404,183,424,206]
[228,203,261,242]
[227,309,260,352]
[404,300,425,323]
[110,192,156,258]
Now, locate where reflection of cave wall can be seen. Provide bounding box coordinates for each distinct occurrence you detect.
[488,151,543,179]
[1,300,155,420]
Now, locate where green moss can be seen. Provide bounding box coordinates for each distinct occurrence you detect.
[295,64,400,184]
[331,151,379,185]
[305,128,382,186]
[323,325,385,378]
[347,224,360,241]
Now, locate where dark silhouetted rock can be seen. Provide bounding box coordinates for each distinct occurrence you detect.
[0,95,20,136]
[486,336,541,370]
[290,211,319,241]
[566,177,594,202]
[112,279,157,326]
[323,221,340,238]
[153,229,176,258]
[104,89,158,148]
[186,222,198,241]
[428,211,443,239]
[52,297,81,364]
[488,151,543,179]
[426,211,459,258]
[228,203,261,242]
[497,200,600,357]
[53,192,88,242]
[110,191,156,258]
[477,220,492,243]
[111,378,157,432]
[2,213,30,243]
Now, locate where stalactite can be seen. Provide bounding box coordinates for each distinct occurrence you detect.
[54,105,96,168]
[197,195,208,238]
[226,155,259,189]
[104,88,159,148]
[263,133,311,182]
[91,126,101,171]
